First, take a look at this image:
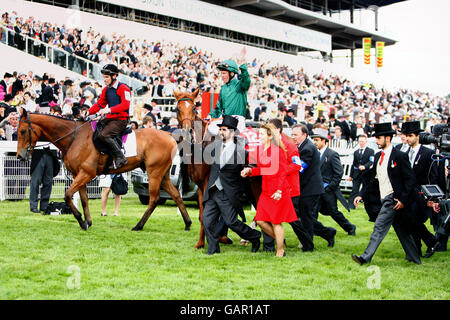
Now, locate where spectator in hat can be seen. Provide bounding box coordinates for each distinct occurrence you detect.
[401,121,440,258]
[352,122,421,265]
[11,72,25,98]
[0,72,13,96]
[203,115,262,256]
[0,102,9,122]
[284,109,296,127]
[311,126,356,236]
[37,77,57,113]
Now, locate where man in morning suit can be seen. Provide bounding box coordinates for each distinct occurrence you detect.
[292,124,336,248]
[402,121,440,258]
[352,122,421,265]
[348,134,374,209]
[202,115,261,255]
[311,127,356,236]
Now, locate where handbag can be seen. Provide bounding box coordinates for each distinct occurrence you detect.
[110,173,128,195]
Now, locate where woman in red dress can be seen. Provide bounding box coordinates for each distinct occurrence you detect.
[241,123,297,257]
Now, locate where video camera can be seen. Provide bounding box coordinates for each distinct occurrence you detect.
[419,119,450,154]
[420,184,450,236]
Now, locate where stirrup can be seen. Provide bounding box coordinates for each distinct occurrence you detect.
[109,157,128,170]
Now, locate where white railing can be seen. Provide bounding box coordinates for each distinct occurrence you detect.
[0,141,134,201]
[0,25,147,92]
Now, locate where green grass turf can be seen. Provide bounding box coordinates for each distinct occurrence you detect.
[0,197,448,300]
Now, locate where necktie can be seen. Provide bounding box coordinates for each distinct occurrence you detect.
[379,151,385,166]
[359,149,363,158]
[409,149,415,167]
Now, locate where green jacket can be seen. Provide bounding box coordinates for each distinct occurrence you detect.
[209,63,251,118]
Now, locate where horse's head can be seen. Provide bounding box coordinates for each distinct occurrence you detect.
[16,109,40,161]
[174,88,200,131]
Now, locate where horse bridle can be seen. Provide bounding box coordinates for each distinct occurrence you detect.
[176,97,196,129]
[19,113,87,159]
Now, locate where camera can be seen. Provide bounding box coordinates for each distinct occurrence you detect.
[419,121,450,153]
[420,185,450,236]
[420,184,445,202]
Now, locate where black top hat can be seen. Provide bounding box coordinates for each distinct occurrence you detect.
[218,115,238,131]
[373,122,396,137]
[3,72,13,78]
[400,121,423,134]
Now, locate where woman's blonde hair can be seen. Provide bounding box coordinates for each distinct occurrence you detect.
[260,122,286,153]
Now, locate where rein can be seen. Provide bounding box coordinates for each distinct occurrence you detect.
[20,114,91,159]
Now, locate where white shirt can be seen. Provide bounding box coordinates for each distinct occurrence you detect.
[318,145,327,159]
[376,145,394,200]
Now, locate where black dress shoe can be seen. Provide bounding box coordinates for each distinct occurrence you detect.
[352,254,367,265]
[327,229,337,247]
[30,209,40,213]
[348,225,356,236]
[424,242,441,258]
[251,239,261,253]
[406,258,422,264]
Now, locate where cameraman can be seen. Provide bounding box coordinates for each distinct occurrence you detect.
[424,121,450,254]
[427,151,448,253]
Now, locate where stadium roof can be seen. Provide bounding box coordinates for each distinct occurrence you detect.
[207,0,406,50]
[320,0,406,10]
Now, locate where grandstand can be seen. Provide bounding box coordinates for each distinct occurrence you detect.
[0,0,448,201]
[1,0,447,119]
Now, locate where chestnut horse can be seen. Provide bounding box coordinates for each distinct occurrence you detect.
[174,89,262,249]
[16,110,192,232]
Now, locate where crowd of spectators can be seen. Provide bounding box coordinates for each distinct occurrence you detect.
[0,10,448,141]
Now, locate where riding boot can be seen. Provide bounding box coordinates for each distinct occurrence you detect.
[104,137,128,170]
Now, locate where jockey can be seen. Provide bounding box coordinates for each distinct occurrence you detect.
[88,64,131,170]
[207,58,251,134]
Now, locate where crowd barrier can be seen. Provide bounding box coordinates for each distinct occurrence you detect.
[0,142,134,201]
[0,137,358,201]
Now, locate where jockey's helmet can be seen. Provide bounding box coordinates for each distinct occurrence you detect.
[217,59,239,74]
[101,64,120,76]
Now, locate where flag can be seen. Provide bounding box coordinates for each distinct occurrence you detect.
[376,41,384,68]
[363,37,371,65]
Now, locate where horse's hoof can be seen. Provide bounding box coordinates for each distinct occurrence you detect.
[80,221,89,231]
[132,226,142,231]
[194,243,204,249]
[184,225,191,231]
[219,236,233,245]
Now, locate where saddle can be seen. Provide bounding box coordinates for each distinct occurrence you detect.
[92,121,133,172]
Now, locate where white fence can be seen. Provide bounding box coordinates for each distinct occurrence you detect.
[0,142,134,201]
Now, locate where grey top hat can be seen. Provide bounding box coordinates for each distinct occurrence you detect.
[311,127,329,140]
